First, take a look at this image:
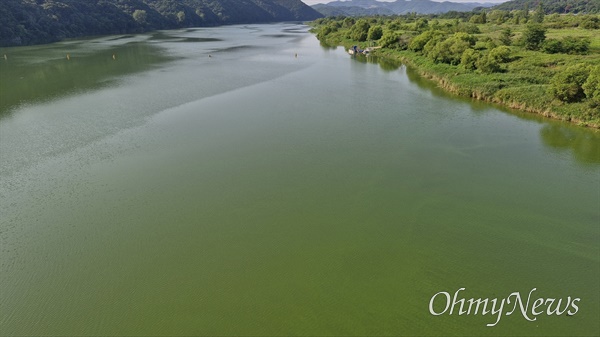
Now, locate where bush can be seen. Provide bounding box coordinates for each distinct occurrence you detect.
[542,38,563,53]
[367,25,383,41]
[350,19,370,42]
[409,30,445,52]
[581,16,599,30]
[488,45,511,63]
[521,23,546,50]
[455,22,480,34]
[476,53,501,73]
[550,64,591,103]
[561,36,590,54]
[542,36,590,54]
[461,48,479,70]
[499,28,513,46]
[427,32,476,65]
[379,31,400,48]
[415,18,428,31]
[582,66,600,105]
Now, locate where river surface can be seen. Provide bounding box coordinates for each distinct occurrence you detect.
[0,24,598,336]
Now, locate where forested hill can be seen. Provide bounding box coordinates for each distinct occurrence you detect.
[0,0,323,47]
[493,0,600,14]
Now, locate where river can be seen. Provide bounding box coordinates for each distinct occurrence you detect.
[0,23,598,336]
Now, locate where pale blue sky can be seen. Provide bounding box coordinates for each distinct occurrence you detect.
[303,0,508,5]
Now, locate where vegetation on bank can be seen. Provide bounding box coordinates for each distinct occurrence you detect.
[311,9,600,127]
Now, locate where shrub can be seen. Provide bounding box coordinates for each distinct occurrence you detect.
[542,38,563,53]
[476,53,501,73]
[409,30,445,52]
[379,31,400,48]
[455,22,480,34]
[350,19,370,42]
[582,66,600,105]
[132,9,147,24]
[427,32,476,65]
[367,25,383,41]
[581,16,599,30]
[561,36,590,55]
[461,48,479,70]
[542,36,590,55]
[521,23,546,50]
[488,45,511,63]
[343,17,355,28]
[549,64,591,103]
[415,18,429,31]
[499,28,513,46]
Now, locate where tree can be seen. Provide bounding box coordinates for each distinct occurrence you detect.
[367,25,383,41]
[550,64,591,102]
[409,30,445,52]
[427,33,475,65]
[499,27,513,46]
[521,23,546,50]
[581,16,599,30]
[415,18,428,31]
[461,49,479,70]
[476,53,501,73]
[350,19,370,42]
[582,66,600,106]
[343,17,355,28]
[533,2,544,23]
[379,30,400,48]
[488,45,511,63]
[132,9,147,24]
[177,11,185,23]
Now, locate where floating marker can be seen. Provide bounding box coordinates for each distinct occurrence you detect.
[112,54,116,60]
[208,54,211,58]
[295,53,297,58]
[3,54,6,60]
[66,54,70,60]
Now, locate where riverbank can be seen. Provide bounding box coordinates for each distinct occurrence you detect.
[311,15,600,128]
[378,49,599,128]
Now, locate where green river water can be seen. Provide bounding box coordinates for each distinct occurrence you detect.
[0,24,598,336]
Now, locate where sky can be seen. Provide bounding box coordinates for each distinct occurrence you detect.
[303,0,508,4]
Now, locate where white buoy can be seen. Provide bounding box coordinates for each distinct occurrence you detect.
[3,54,7,60]
[112,54,116,60]
[66,54,70,60]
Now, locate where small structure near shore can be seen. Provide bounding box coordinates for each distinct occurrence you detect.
[348,45,381,56]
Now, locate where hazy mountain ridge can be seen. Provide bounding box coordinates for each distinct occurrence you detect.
[0,0,322,46]
[492,0,600,14]
[312,0,494,16]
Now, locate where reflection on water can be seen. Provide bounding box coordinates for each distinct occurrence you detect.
[541,124,600,164]
[398,59,600,165]
[0,42,171,116]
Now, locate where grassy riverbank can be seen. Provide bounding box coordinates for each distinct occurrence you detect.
[311,13,600,128]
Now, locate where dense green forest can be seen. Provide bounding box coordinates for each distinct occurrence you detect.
[0,0,322,47]
[311,7,600,127]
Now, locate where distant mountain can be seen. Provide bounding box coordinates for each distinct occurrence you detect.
[0,0,323,47]
[312,0,495,16]
[493,0,600,14]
